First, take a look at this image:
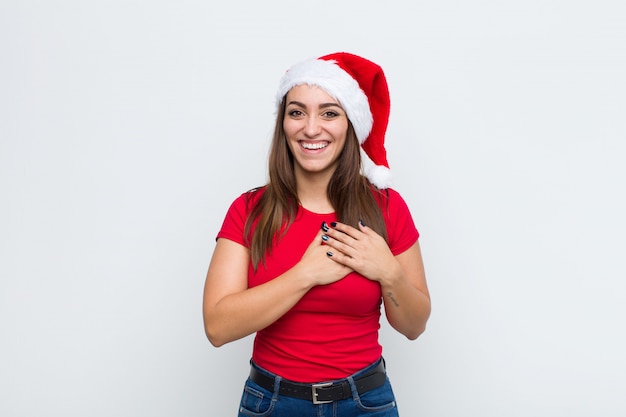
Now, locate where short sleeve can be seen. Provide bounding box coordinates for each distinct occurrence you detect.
[384,189,419,255]
[216,192,254,247]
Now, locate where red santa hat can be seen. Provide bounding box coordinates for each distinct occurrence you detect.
[276,52,392,189]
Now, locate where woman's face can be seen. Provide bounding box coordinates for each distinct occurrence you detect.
[283,84,349,181]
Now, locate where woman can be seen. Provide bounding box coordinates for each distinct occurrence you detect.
[203,52,431,416]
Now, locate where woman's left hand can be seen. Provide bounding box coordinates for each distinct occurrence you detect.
[324,221,431,340]
[322,221,401,284]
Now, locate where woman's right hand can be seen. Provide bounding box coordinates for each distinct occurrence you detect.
[296,229,353,288]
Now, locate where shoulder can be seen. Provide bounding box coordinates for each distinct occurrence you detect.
[217,186,267,243]
[245,185,267,195]
[371,187,409,210]
[381,187,409,200]
[382,187,403,201]
[379,188,419,253]
[387,188,413,215]
[230,185,267,208]
[221,186,267,222]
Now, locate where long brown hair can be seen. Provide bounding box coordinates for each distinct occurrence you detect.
[244,97,388,269]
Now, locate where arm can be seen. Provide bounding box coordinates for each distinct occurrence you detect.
[322,222,431,340]
[202,231,352,347]
[379,241,430,339]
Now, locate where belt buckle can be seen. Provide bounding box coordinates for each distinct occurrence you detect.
[311,382,333,404]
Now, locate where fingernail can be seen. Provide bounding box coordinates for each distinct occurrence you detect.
[330,222,337,228]
[321,222,329,232]
[321,235,329,242]
[359,219,366,227]
[326,251,334,257]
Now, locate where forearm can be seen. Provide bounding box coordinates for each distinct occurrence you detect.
[319,222,431,339]
[203,266,312,347]
[381,272,431,340]
[377,242,431,340]
[204,233,352,347]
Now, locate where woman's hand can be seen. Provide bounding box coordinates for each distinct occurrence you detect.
[297,229,354,287]
[321,221,401,284]
[322,221,431,340]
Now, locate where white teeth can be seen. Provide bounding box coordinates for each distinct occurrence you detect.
[301,142,328,150]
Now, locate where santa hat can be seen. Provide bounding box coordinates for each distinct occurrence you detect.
[276,52,392,189]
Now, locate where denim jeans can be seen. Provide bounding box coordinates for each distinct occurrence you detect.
[237,358,400,417]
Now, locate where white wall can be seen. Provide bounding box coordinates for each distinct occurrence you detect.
[1,1,625,416]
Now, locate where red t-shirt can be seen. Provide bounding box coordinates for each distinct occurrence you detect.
[216,187,419,382]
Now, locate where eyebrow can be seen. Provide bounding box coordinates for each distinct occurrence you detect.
[286,100,343,110]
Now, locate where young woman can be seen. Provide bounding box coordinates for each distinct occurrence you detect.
[203,52,431,416]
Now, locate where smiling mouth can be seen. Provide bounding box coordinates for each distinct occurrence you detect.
[300,141,329,150]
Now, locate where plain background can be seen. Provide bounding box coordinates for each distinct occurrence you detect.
[1,1,625,416]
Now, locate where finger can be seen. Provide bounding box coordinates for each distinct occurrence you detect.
[326,247,356,269]
[324,228,362,255]
[357,220,385,243]
[325,228,354,246]
[322,234,358,258]
[329,221,363,241]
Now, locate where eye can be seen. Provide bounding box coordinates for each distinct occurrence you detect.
[287,109,304,118]
[323,111,339,118]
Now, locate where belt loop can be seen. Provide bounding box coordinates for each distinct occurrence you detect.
[250,359,282,399]
[346,375,358,400]
[273,374,282,396]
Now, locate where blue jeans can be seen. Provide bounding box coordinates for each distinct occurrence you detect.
[237,358,400,417]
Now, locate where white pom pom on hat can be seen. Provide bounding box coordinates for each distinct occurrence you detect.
[276,52,393,189]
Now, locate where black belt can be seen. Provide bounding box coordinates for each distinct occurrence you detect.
[249,360,387,404]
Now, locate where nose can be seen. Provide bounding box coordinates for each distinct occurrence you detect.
[303,115,322,137]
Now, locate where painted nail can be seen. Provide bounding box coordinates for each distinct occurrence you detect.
[326,251,334,257]
[321,235,329,242]
[330,222,337,228]
[359,219,366,227]
[321,222,329,232]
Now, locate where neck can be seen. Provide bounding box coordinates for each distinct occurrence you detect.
[295,167,334,213]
